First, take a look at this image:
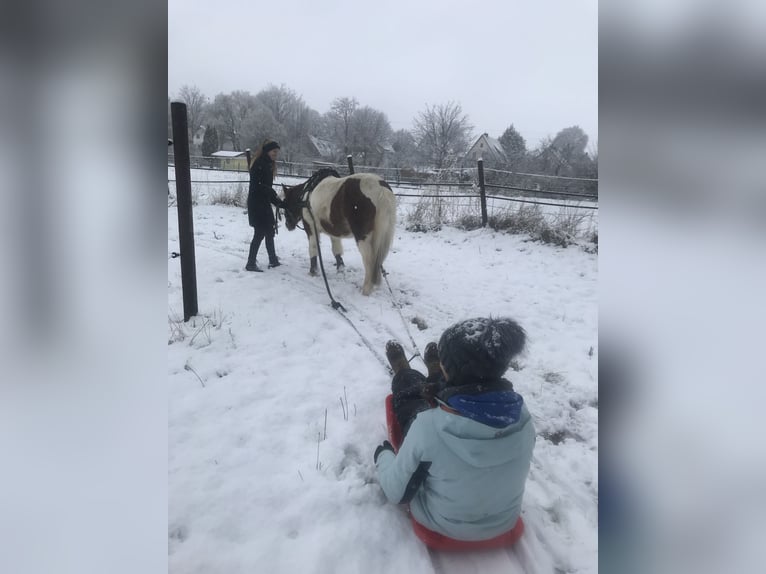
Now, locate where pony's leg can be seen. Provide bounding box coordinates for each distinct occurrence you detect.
[306,222,319,276]
[330,236,345,270]
[356,238,375,295]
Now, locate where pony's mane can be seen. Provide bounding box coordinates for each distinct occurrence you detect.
[304,168,341,194]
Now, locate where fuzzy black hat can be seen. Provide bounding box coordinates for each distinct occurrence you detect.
[437,317,526,384]
[262,141,280,153]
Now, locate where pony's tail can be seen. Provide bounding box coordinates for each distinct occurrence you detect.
[370,184,396,286]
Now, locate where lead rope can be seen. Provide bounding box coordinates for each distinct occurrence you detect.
[304,202,422,371]
[304,203,392,373]
[305,203,346,312]
[295,169,397,375]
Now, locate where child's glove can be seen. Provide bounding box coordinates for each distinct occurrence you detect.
[374,440,394,463]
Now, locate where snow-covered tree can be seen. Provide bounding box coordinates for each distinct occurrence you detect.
[498,124,527,169]
[536,125,590,176]
[201,125,219,157]
[391,129,416,168]
[208,91,259,151]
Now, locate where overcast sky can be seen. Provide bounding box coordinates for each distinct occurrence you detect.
[168,0,597,149]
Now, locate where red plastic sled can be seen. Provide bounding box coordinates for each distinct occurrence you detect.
[384,394,525,551]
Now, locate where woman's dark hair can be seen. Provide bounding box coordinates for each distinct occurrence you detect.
[250,140,280,178]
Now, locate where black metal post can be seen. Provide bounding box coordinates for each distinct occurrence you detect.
[245,148,251,172]
[347,154,354,174]
[478,158,488,227]
[171,102,199,321]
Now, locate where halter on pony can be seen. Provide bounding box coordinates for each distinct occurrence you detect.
[282,168,341,230]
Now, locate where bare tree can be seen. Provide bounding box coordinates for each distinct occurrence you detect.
[413,102,473,169]
[284,102,318,161]
[327,97,359,155]
[177,85,207,147]
[350,106,392,166]
[256,84,299,125]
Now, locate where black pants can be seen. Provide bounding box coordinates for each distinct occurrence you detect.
[246,225,277,266]
[392,368,439,438]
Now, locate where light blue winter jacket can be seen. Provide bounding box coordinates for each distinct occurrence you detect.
[375,391,535,541]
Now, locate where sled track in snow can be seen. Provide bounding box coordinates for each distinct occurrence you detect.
[427,528,555,574]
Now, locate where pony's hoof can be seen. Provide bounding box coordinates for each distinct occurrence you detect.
[336,264,345,273]
[309,269,319,277]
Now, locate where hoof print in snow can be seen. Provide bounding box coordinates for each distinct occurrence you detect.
[335,444,362,478]
[569,397,598,411]
[410,316,428,331]
[542,371,564,384]
[541,429,584,445]
[169,525,188,543]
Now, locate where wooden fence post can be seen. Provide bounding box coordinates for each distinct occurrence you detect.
[347,155,354,174]
[245,148,251,172]
[171,102,199,321]
[477,158,488,227]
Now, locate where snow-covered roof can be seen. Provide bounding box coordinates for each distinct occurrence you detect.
[467,133,506,160]
[211,150,246,158]
[308,135,337,158]
[484,134,505,157]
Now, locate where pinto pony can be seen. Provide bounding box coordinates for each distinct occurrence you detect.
[281,169,396,296]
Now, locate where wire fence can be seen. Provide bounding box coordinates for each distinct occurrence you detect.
[169,155,597,204]
[168,155,599,244]
[168,153,477,185]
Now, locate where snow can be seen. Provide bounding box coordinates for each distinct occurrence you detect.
[168,174,598,573]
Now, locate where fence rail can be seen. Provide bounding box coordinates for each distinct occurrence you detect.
[168,156,599,221]
[484,183,598,200]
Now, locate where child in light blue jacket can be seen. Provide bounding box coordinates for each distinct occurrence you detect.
[374,317,536,541]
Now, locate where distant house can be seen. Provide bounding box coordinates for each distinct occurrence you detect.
[465,133,506,167]
[211,150,248,171]
[305,135,395,168]
[378,142,395,166]
[306,135,339,162]
[351,142,396,168]
[191,126,205,148]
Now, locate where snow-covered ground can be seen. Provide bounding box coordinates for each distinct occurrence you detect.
[168,175,598,574]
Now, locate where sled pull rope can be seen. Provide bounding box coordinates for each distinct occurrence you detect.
[382,268,425,368]
[336,312,393,375]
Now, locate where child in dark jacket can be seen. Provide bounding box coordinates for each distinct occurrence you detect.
[374,317,536,541]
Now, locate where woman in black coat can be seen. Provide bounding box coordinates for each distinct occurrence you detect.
[245,140,284,271]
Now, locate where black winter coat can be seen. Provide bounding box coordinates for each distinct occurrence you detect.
[247,156,281,228]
